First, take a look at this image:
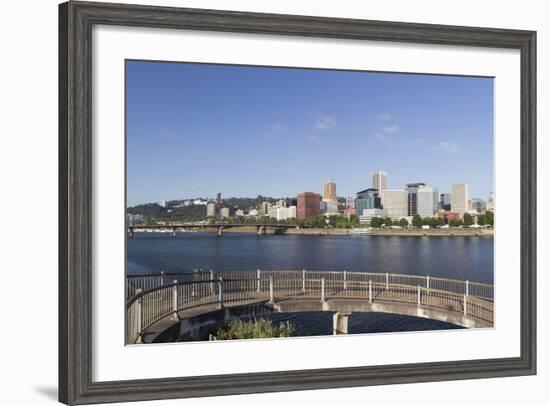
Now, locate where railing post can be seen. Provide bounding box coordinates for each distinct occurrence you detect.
[171,280,178,320]
[463,294,468,316]
[343,270,347,290]
[426,275,430,289]
[321,278,325,303]
[269,276,274,303]
[135,288,143,343]
[466,280,469,297]
[386,272,389,290]
[210,270,215,296]
[417,285,421,306]
[368,280,372,303]
[160,271,165,287]
[218,277,224,309]
[302,269,306,292]
[257,269,261,292]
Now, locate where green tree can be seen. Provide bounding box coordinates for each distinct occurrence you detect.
[370,217,383,228]
[398,218,409,228]
[412,214,422,228]
[463,213,474,227]
[449,219,463,227]
[383,217,393,227]
[437,217,445,227]
[485,210,494,226]
[477,213,487,226]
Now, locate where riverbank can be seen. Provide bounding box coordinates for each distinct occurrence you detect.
[222,227,494,237]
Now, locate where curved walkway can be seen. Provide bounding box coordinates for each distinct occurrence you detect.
[126,270,494,344]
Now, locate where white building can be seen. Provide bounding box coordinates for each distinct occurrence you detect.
[486,192,495,211]
[267,205,297,221]
[359,208,384,225]
[220,207,230,219]
[324,200,338,214]
[371,170,388,193]
[248,208,259,216]
[158,200,166,208]
[382,189,408,220]
[261,201,271,214]
[345,196,355,209]
[451,184,469,218]
[193,199,207,205]
[275,199,287,208]
[235,209,244,216]
[206,202,216,217]
[416,186,439,218]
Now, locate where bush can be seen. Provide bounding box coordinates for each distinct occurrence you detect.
[215,319,296,340]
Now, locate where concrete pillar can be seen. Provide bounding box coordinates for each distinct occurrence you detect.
[217,226,223,236]
[463,295,468,316]
[343,270,347,290]
[210,270,214,296]
[369,280,372,303]
[257,269,261,292]
[302,269,306,292]
[333,312,350,335]
[426,276,430,289]
[135,288,142,343]
[171,281,178,320]
[417,285,421,306]
[129,228,134,239]
[386,272,389,290]
[466,280,469,296]
[269,276,274,304]
[321,278,326,303]
[218,278,224,309]
[257,226,262,236]
[172,227,177,238]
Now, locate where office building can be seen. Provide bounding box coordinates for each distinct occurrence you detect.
[436,210,460,224]
[323,178,337,202]
[404,182,426,216]
[220,207,230,219]
[261,201,271,215]
[381,189,408,220]
[297,192,321,219]
[416,186,439,218]
[355,188,382,217]
[206,201,216,217]
[359,208,385,225]
[486,193,495,211]
[235,209,244,217]
[451,184,469,218]
[345,196,355,209]
[371,170,387,193]
[470,198,486,213]
[440,193,451,210]
[268,205,297,221]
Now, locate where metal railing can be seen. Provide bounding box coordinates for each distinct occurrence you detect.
[126,270,494,344]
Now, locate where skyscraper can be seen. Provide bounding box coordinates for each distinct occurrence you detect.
[323,178,337,202]
[206,201,216,217]
[451,184,469,218]
[416,186,439,218]
[381,189,408,220]
[371,170,387,193]
[297,192,321,219]
[404,182,426,216]
[355,188,382,217]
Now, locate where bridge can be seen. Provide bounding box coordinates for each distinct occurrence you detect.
[127,223,298,237]
[126,270,494,344]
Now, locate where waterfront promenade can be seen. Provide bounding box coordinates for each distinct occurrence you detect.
[126,270,494,344]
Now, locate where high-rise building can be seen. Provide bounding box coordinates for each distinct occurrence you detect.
[323,178,337,202]
[440,193,451,210]
[297,192,321,219]
[381,189,408,220]
[256,195,263,210]
[359,208,385,225]
[416,186,439,218]
[470,198,486,213]
[261,201,271,215]
[345,196,355,209]
[268,205,297,221]
[220,207,230,219]
[486,192,495,211]
[206,201,216,217]
[276,199,287,208]
[355,188,382,217]
[404,182,426,216]
[451,184,469,218]
[371,170,388,193]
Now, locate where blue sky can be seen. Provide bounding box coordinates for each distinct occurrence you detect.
[126,60,493,206]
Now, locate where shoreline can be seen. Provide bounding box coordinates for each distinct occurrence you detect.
[132,226,494,237]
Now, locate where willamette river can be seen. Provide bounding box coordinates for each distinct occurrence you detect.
[127,232,493,337]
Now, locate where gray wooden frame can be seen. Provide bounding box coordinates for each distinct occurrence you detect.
[59,1,536,404]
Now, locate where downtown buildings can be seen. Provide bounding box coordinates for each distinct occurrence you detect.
[297,192,321,219]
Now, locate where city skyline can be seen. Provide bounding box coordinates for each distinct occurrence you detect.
[127,61,494,206]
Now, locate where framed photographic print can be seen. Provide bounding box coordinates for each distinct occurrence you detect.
[59,1,536,404]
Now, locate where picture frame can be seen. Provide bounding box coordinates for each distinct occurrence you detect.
[59,1,536,404]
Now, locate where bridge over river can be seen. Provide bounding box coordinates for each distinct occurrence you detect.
[128,223,298,237]
[126,270,494,344]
